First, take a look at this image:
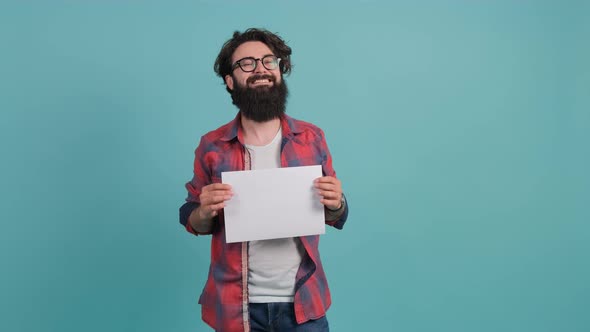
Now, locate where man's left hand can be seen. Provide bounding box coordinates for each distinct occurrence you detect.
[314,176,343,210]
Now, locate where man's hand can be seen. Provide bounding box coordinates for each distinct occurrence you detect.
[314,176,343,210]
[188,183,233,233]
[198,183,233,219]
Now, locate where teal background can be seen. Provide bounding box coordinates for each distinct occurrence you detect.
[1,1,589,331]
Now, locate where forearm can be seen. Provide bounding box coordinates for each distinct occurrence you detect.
[325,195,347,221]
[188,207,215,233]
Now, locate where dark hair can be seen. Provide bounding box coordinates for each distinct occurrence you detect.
[214,28,292,92]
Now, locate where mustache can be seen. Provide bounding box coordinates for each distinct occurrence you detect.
[246,74,276,84]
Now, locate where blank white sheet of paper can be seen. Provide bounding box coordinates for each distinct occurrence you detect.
[221,165,325,243]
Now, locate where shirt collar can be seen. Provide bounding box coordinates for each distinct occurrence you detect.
[220,112,304,143]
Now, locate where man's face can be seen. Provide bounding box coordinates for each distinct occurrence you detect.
[225,41,282,91]
[225,41,288,123]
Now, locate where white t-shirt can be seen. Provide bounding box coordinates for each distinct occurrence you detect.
[245,128,305,303]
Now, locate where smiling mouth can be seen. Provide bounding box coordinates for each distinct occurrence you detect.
[248,75,275,86]
[252,79,271,84]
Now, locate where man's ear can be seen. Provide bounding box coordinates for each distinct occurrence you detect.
[225,75,234,91]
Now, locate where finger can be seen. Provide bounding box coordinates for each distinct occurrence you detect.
[320,197,340,204]
[317,190,341,200]
[209,202,226,212]
[202,192,233,205]
[203,183,233,193]
[201,202,226,218]
[201,193,232,205]
[315,182,339,191]
[315,176,339,184]
[320,198,342,209]
[315,178,340,190]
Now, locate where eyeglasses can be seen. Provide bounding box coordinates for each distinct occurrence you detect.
[232,55,281,72]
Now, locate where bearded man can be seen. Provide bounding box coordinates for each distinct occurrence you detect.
[179,28,349,332]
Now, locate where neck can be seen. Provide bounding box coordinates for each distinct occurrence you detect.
[241,114,281,146]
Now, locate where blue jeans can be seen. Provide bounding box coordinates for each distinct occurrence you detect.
[248,302,329,332]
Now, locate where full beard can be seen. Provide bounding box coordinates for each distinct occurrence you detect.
[230,74,289,123]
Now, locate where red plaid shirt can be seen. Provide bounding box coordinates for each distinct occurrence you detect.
[179,113,348,332]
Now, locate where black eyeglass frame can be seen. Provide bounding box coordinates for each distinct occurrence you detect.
[231,55,282,72]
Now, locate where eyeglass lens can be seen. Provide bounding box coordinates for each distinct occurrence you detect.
[237,56,279,72]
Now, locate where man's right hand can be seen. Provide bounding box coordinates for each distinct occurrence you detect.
[197,183,233,219]
[188,183,233,233]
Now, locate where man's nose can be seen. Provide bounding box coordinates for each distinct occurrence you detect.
[254,59,269,74]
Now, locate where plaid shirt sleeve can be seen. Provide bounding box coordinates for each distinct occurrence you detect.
[179,135,216,235]
[317,128,348,230]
